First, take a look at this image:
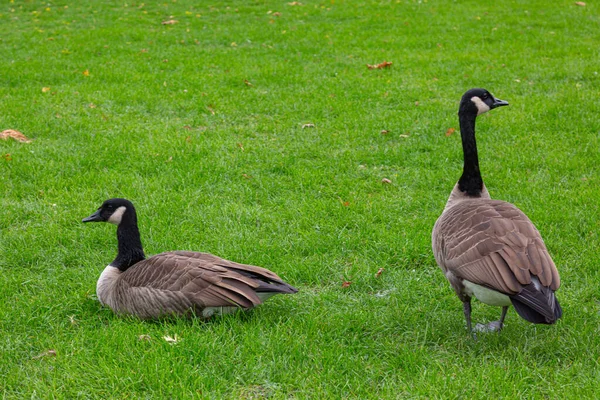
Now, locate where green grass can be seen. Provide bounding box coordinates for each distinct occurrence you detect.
[1,0,599,397]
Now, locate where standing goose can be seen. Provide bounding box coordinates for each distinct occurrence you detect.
[83,198,298,319]
[432,88,562,333]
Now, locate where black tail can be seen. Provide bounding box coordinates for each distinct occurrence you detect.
[510,278,562,324]
[255,280,298,294]
[227,265,298,295]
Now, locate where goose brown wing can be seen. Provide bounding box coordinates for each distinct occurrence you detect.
[437,200,560,295]
[119,252,292,312]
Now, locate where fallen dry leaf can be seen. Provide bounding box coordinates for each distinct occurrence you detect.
[375,268,385,278]
[367,61,392,70]
[163,335,180,344]
[272,12,282,16]
[138,334,152,341]
[33,349,57,359]
[185,135,192,143]
[398,134,409,138]
[237,142,244,151]
[207,106,215,115]
[341,280,352,288]
[162,19,178,25]
[88,103,97,108]
[82,69,90,76]
[183,125,192,130]
[242,173,252,179]
[42,87,51,93]
[342,201,350,207]
[380,130,389,135]
[244,79,253,86]
[302,123,315,129]
[575,1,586,6]
[445,127,456,137]
[1,129,32,143]
[381,178,392,184]
[4,153,12,161]
[287,1,303,5]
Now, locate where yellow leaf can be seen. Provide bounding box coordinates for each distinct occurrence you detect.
[82,69,90,76]
[42,87,51,93]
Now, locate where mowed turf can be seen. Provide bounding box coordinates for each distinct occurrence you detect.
[1,0,599,398]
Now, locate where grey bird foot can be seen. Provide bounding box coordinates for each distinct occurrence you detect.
[473,321,504,333]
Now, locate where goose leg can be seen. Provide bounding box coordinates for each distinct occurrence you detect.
[474,306,509,333]
[462,300,473,333]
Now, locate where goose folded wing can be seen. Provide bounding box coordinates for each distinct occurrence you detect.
[442,201,560,294]
[119,252,267,309]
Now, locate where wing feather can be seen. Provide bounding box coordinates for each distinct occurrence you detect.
[434,199,560,295]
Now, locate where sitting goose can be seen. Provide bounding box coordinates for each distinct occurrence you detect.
[82,198,298,319]
[432,88,562,334]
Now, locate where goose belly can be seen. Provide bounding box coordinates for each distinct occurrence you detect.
[463,280,511,306]
[201,306,240,318]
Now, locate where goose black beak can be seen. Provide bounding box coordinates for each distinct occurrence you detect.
[491,97,509,109]
[82,209,103,223]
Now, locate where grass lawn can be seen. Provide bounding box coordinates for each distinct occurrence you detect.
[1,0,599,397]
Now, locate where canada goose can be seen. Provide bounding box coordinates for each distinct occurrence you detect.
[432,88,562,334]
[82,198,298,319]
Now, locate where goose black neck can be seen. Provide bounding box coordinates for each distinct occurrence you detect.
[457,110,483,197]
[112,211,145,271]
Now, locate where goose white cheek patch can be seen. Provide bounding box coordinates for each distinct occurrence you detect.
[471,96,490,115]
[108,206,127,225]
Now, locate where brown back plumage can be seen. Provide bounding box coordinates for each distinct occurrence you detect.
[110,251,298,319]
[433,196,560,295]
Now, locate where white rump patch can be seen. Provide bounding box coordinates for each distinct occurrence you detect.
[107,206,126,225]
[463,280,511,306]
[471,96,490,115]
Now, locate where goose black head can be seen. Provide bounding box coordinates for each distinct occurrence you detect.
[82,198,136,226]
[459,88,509,116]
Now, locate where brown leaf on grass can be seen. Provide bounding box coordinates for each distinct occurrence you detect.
[3,154,12,161]
[42,87,51,93]
[183,125,192,130]
[367,61,392,70]
[162,19,178,25]
[381,178,392,184]
[375,268,385,278]
[1,129,32,143]
[185,135,192,143]
[302,123,315,129]
[88,103,97,108]
[287,1,303,5]
[237,142,244,151]
[82,69,90,76]
[244,79,253,86]
[445,127,456,137]
[575,1,586,6]
[341,280,352,288]
[342,201,350,207]
[272,12,282,17]
[207,106,215,115]
[33,349,57,359]
[242,173,252,179]
[380,130,389,135]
